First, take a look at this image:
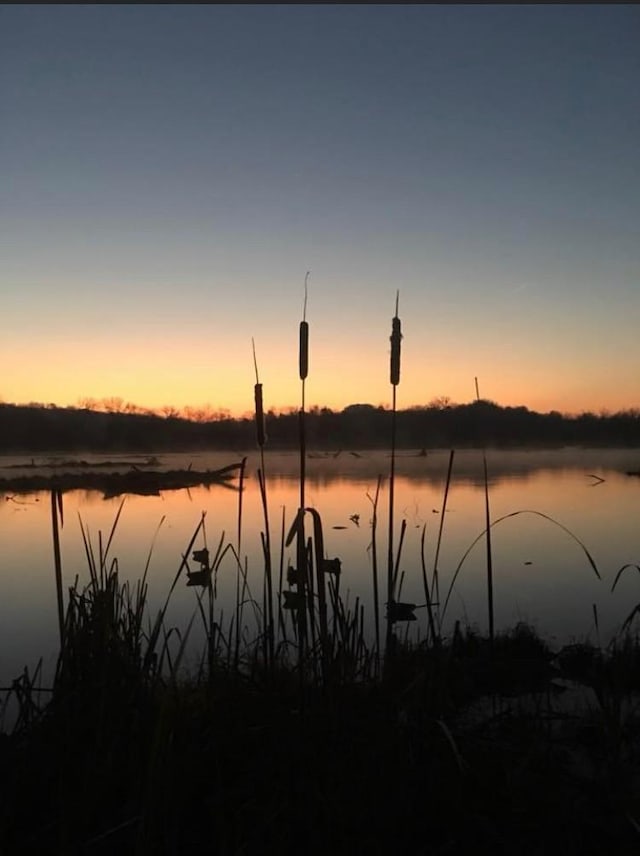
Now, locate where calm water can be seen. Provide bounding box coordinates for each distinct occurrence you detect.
[1,448,640,687]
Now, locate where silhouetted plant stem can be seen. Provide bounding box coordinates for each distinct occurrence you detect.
[296,274,310,667]
[476,377,495,646]
[441,508,601,625]
[386,292,402,663]
[392,518,407,598]
[277,505,287,644]
[431,449,455,636]
[296,414,307,662]
[50,489,65,646]
[208,578,215,680]
[234,457,247,672]
[420,524,439,649]
[307,508,329,684]
[252,340,274,670]
[257,467,274,669]
[368,475,382,675]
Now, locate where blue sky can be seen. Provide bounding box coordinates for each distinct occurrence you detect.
[1,5,638,415]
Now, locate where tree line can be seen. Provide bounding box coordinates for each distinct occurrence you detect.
[0,400,639,453]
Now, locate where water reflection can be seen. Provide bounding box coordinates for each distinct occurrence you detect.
[1,449,639,686]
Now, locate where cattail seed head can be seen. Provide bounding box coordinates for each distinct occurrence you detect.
[254,383,266,447]
[299,320,309,380]
[390,315,402,386]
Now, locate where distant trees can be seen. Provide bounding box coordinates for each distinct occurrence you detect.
[427,396,454,410]
[75,398,235,422]
[0,399,639,453]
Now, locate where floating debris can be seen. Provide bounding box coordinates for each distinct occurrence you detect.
[0,462,243,499]
[2,456,163,470]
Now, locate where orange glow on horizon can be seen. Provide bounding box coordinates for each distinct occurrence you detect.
[2,324,638,419]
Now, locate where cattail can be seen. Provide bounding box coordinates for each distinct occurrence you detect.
[299,320,309,380]
[252,338,266,447]
[299,271,310,381]
[390,293,402,386]
[254,382,265,447]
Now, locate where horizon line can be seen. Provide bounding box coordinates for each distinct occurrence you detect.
[1,397,639,422]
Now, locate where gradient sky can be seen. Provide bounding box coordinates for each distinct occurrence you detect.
[2,5,639,416]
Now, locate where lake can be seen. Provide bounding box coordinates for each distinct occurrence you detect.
[1,447,639,689]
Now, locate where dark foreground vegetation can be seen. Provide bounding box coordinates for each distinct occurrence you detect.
[3,571,640,855]
[2,399,640,452]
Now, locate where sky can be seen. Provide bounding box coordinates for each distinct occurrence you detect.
[1,5,639,417]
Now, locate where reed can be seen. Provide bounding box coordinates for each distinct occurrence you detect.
[144,511,208,676]
[50,489,65,646]
[440,508,602,625]
[295,273,311,664]
[277,505,287,645]
[430,449,455,637]
[385,291,402,663]
[233,456,248,671]
[475,377,495,645]
[252,339,274,670]
[367,475,383,674]
[611,563,640,630]
[419,524,438,649]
